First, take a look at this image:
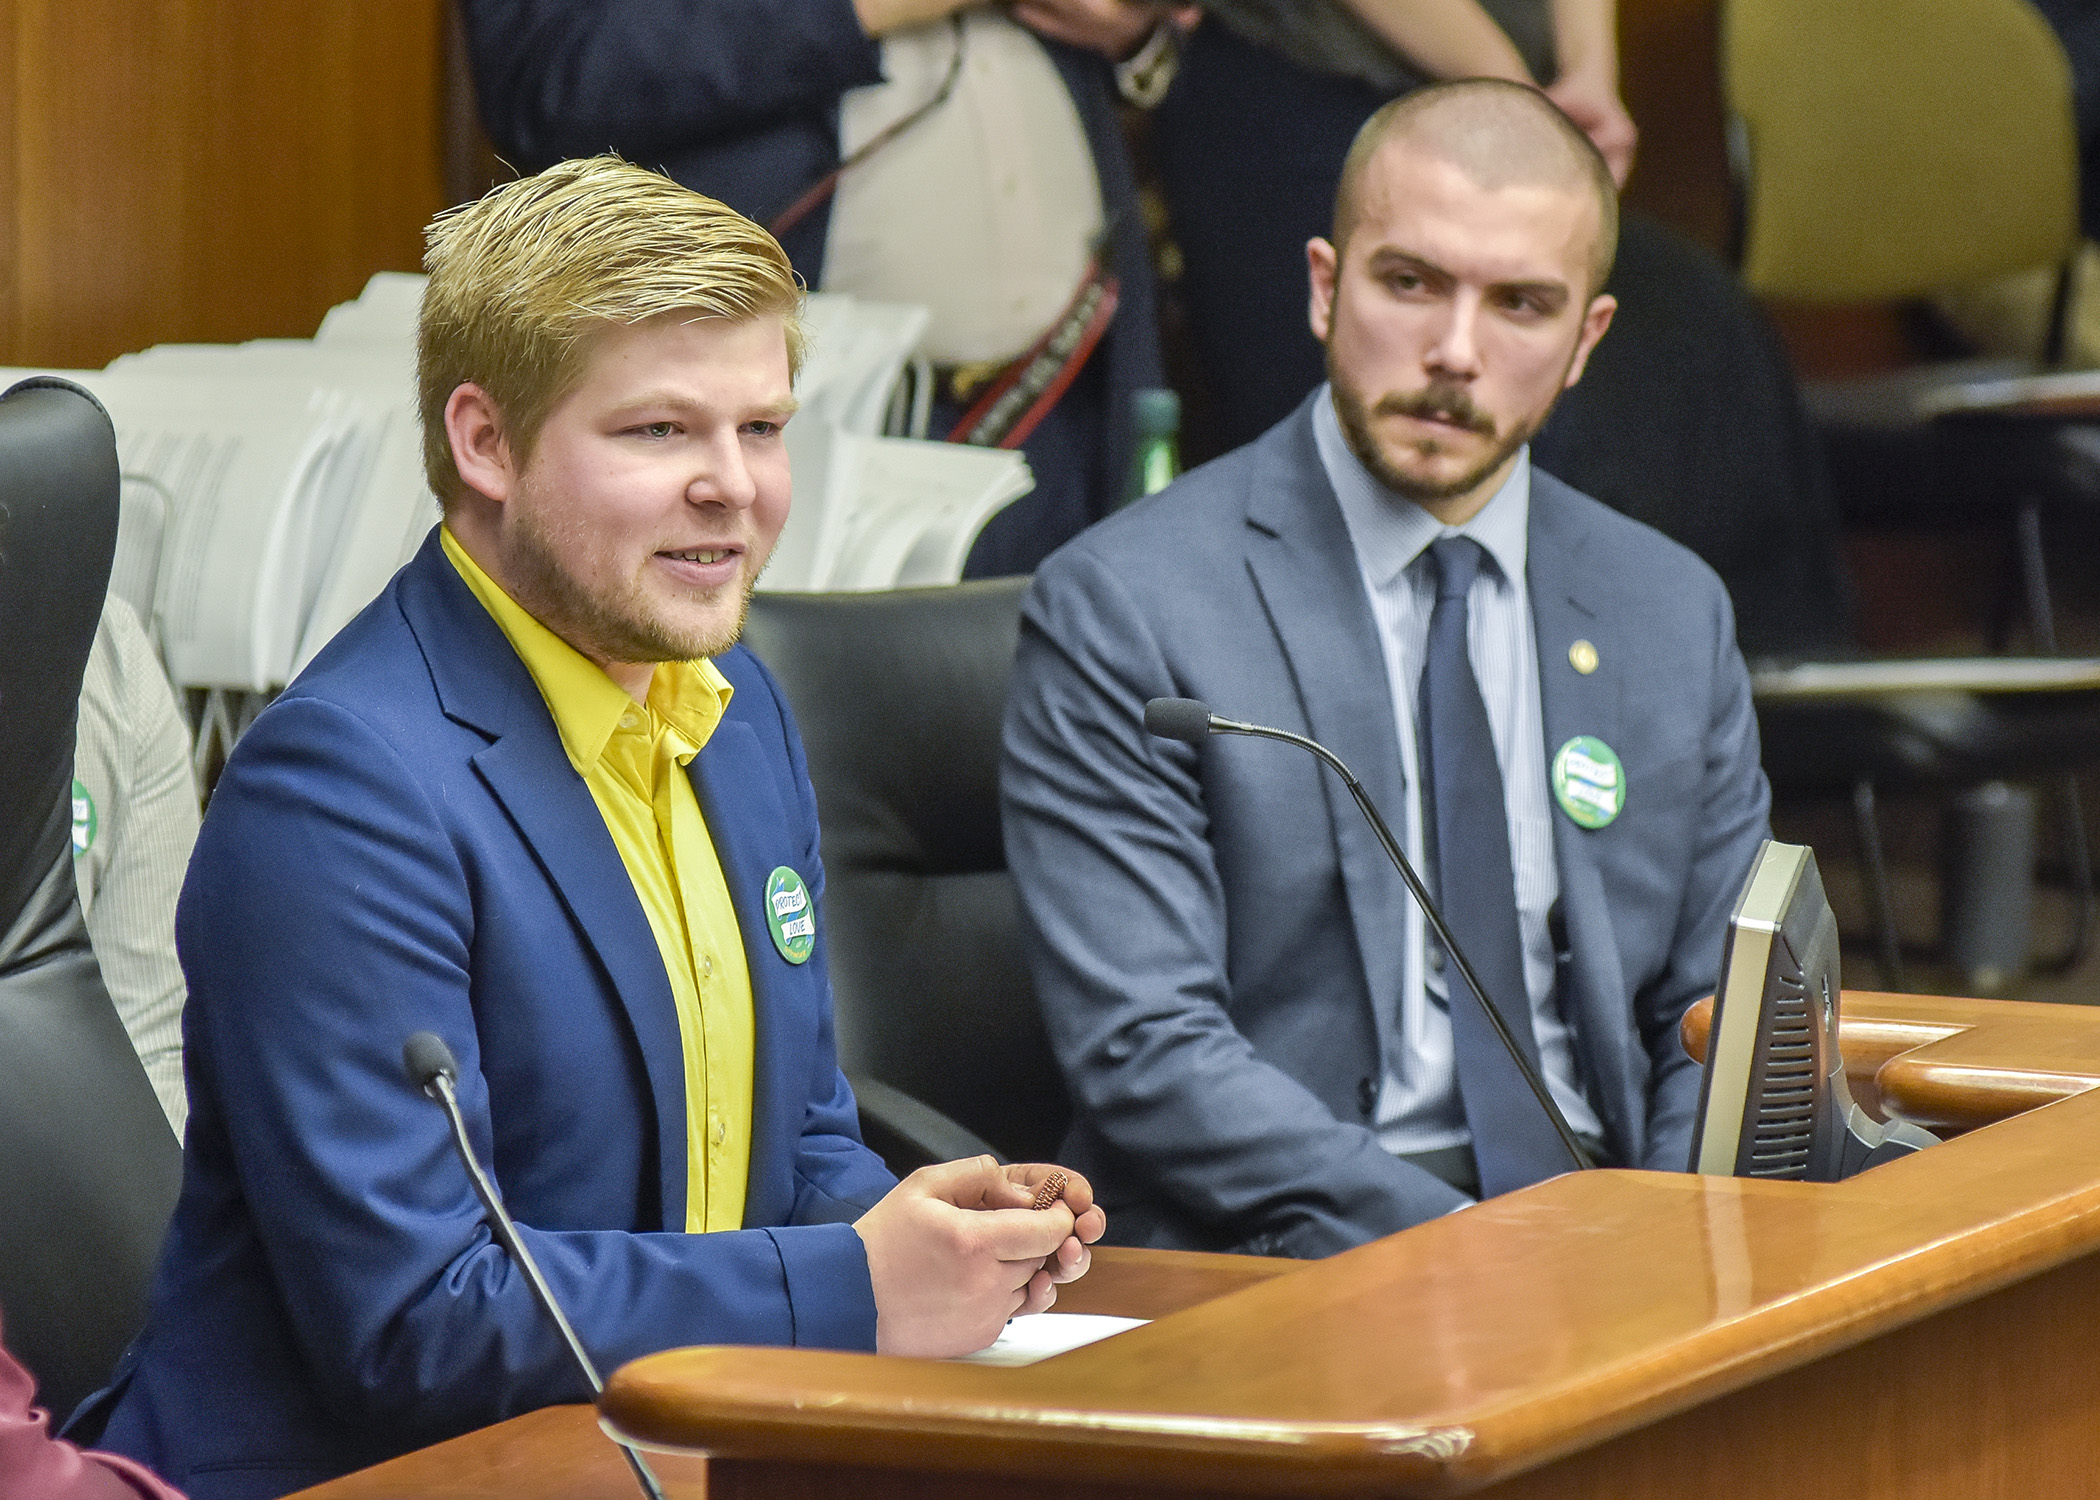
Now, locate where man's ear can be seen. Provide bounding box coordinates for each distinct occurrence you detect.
[1561,293,1618,390]
[1307,236,1340,344]
[443,383,517,504]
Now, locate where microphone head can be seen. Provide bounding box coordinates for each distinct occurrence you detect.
[403,1031,459,1095]
[1144,697,1215,745]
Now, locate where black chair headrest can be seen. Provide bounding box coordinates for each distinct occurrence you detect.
[743,579,1029,876]
[0,378,119,917]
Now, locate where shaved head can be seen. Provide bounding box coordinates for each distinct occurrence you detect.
[1334,79,1619,291]
[1306,76,1622,523]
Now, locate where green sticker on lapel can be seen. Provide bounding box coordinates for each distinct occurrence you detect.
[71,778,96,858]
[764,866,816,964]
[1551,736,1624,829]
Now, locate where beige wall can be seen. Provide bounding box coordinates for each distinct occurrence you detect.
[0,0,447,370]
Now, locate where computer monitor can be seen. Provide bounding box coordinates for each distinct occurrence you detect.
[1688,839,1936,1181]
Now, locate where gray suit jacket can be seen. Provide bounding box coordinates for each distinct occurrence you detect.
[1001,398,1771,1259]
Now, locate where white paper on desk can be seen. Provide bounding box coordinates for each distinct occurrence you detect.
[953,1313,1148,1368]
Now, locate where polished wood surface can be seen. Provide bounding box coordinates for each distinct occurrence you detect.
[601,993,2100,1498]
[286,1405,709,1500]
[1,1,446,370]
[1618,0,1733,254]
[1683,988,2100,1132]
[1052,1244,1296,1318]
[289,1247,1286,1500]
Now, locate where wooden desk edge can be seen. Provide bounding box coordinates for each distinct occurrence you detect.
[1681,989,2100,1130]
[601,1144,2100,1495]
[306,993,2100,1498]
[605,992,2100,1494]
[287,1249,1291,1500]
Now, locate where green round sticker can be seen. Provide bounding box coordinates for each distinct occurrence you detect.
[70,778,96,858]
[1551,736,1624,829]
[764,866,816,964]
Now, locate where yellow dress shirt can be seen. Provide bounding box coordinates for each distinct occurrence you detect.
[442,527,754,1233]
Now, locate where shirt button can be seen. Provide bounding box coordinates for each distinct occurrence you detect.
[619,711,639,729]
[713,1121,727,1145]
[701,954,714,978]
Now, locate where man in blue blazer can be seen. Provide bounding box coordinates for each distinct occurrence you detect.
[1003,82,1771,1259]
[96,158,1101,1499]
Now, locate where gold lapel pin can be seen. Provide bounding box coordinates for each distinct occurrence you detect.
[1569,639,1600,675]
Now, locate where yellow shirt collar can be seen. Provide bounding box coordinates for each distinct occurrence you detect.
[440,526,733,772]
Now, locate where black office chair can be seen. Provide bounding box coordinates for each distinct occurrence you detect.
[0,378,184,1421]
[742,580,1069,1171]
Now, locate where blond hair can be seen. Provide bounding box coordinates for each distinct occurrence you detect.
[417,154,805,508]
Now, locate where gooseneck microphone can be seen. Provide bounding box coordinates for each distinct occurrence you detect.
[403,1032,667,1500]
[1142,698,1595,1174]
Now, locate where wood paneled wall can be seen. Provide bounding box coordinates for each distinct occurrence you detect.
[0,0,447,370]
[0,0,1898,383]
[1619,0,1734,254]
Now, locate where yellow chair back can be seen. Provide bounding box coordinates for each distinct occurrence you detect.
[1725,0,2079,300]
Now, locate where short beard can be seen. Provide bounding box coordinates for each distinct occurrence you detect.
[1327,355,1543,505]
[506,505,753,667]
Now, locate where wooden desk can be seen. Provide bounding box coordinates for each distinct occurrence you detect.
[289,1249,1290,1500]
[301,991,2100,1499]
[599,991,2100,1499]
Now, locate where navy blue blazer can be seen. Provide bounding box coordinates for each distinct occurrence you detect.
[1002,398,1772,1260]
[97,534,896,1499]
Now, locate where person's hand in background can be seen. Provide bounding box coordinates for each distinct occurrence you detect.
[1546,70,1637,185]
[1546,0,1637,184]
[854,0,977,38]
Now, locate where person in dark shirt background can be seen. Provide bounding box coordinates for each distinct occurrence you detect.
[458,0,1171,579]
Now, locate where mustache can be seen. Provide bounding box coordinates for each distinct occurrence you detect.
[1375,383,1495,437]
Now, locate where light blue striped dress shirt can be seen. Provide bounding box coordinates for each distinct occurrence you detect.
[1311,387,1603,1160]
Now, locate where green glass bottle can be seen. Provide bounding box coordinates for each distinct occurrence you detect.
[1123,387,1181,507]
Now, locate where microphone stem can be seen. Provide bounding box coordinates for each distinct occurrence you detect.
[430,1074,669,1500]
[1209,717,1596,1173]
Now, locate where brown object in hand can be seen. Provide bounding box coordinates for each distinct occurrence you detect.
[1030,1171,1068,1211]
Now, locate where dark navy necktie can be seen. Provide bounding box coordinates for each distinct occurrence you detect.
[1417,536,1567,1196]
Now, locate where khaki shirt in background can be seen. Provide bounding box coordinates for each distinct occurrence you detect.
[823,9,1105,366]
[74,595,200,1139]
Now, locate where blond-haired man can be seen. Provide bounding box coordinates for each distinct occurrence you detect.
[93,158,1102,1499]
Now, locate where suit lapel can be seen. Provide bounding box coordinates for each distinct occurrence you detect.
[1529,472,1619,780]
[1241,406,1409,1056]
[686,714,801,1224]
[398,536,690,1230]
[1528,475,1637,1151]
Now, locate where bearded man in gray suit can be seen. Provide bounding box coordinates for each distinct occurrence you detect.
[1002,79,1770,1259]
